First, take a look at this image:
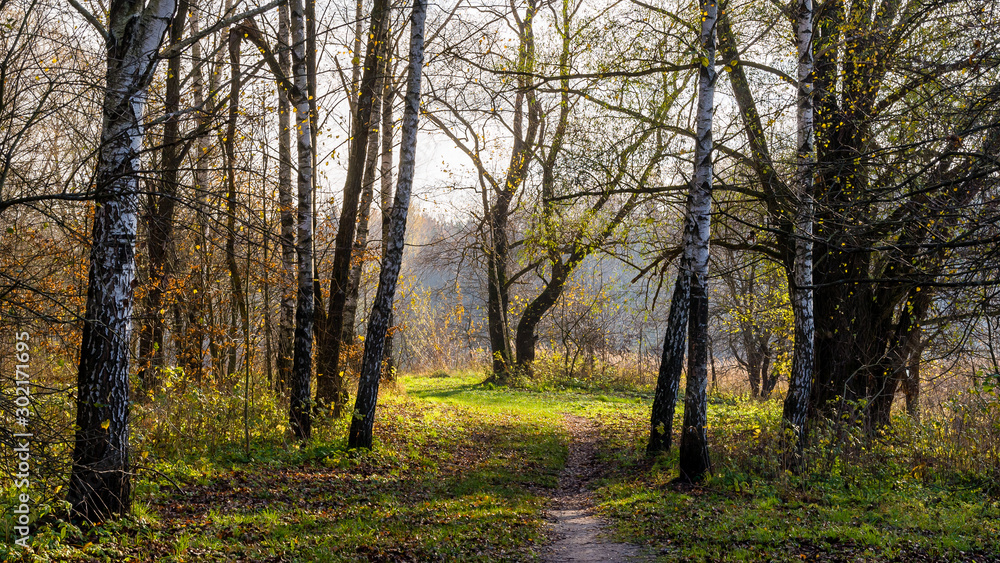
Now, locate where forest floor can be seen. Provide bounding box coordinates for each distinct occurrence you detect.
[4,371,1000,562]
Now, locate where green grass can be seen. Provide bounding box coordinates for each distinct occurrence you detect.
[3,372,581,562]
[589,396,1000,562]
[404,369,649,419]
[5,371,1000,562]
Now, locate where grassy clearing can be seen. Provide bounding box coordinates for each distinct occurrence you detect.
[2,372,576,562]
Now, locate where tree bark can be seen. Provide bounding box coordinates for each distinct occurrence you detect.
[647,273,690,454]
[348,0,427,449]
[276,0,296,394]
[782,0,816,460]
[68,0,177,522]
[289,0,316,440]
[315,0,391,415]
[677,0,717,482]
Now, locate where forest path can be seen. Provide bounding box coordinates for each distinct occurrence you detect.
[542,414,652,563]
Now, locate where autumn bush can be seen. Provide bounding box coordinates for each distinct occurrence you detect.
[133,366,288,458]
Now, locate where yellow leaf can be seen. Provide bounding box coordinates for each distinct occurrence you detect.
[101,420,110,430]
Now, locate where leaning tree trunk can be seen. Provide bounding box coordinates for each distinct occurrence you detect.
[781,0,816,461]
[677,0,717,483]
[289,0,316,440]
[341,58,388,349]
[138,0,188,393]
[514,192,641,370]
[68,0,177,522]
[315,0,391,415]
[647,272,690,453]
[348,0,427,450]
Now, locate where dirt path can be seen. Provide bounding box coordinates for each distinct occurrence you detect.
[542,415,652,563]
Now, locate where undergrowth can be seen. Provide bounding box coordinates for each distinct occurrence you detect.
[592,385,1000,562]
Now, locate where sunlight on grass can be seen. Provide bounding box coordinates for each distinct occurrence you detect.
[591,393,1000,562]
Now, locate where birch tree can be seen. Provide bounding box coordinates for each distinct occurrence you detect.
[348,0,427,450]
[676,0,717,482]
[65,0,282,519]
[288,0,317,439]
[781,0,815,458]
[67,0,178,522]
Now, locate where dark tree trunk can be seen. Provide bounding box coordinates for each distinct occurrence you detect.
[514,196,640,372]
[138,0,188,393]
[341,56,388,352]
[514,266,565,368]
[648,274,690,454]
[485,201,513,377]
[747,345,762,398]
[679,269,711,481]
[484,0,540,383]
[315,0,391,415]
[513,1,571,374]
[348,0,426,449]
[760,353,777,399]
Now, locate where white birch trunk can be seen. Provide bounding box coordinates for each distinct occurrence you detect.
[68,0,177,521]
[677,0,717,482]
[289,0,315,439]
[782,0,816,454]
